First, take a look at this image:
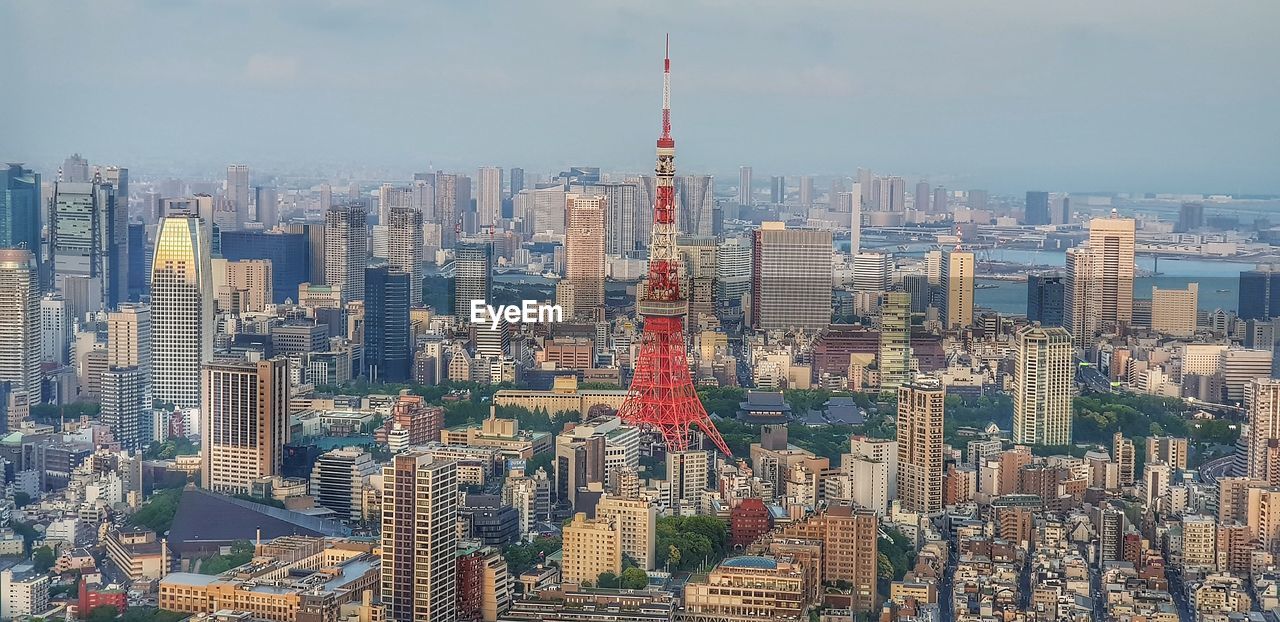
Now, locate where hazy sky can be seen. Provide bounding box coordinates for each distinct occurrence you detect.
[3,0,1278,193]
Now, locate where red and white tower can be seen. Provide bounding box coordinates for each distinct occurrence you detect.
[618,39,732,456]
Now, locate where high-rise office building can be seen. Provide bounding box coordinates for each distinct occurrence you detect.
[1151,283,1198,337]
[1238,265,1280,321]
[214,258,272,314]
[62,153,90,182]
[226,164,251,230]
[386,207,424,307]
[914,181,930,213]
[1088,214,1136,335]
[896,377,944,514]
[675,175,714,236]
[101,366,149,451]
[0,250,41,400]
[510,167,524,195]
[40,295,67,366]
[364,267,411,383]
[0,165,41,277]
[715,237,752,311]
[477,167,502,231]
[932,187,948,215]
[875,176,906,212]
[1177,202,1204,232]
[381,453,458,622]
[770,176,785,203]
[750,222,832,331]
[564,194,605,318]
[592,182,640,257]
[254,186,278,229]
[849,182,862,254]
[738,166,752,205]
[221,229,309,303]
[454,240,492,320]
[324,203,368,304]
[309,447,379,521]
[50,176,127,312]
[798,175,814,206]
[967,189,988,211]
[851,252,891,292]
[435,173,469,248]
[1247,378,1280,485]
[200,357,290,494]
[878,291,912,390]
[1025,191,1050,225]
[1027,274,1065,327]
[941,249,974,330]
[1012,326,1073,446]
[151,216,214,409]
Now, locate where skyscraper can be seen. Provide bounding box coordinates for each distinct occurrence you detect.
[1026,274,1065,327]
[750,222,832,331]
[477,166,502,231]
[596,182,640,257]
[434,173,468,248]
[1065,246,1097,348]
[386,207,424,306]
[0,165,41,276]
[1177,202,1204,232]
[324,203,368,304]
[101,367,149,451]
[715,237,752,311]
[254,186,278,229]
[941,249,974,330]
[1151,283,1198,337]
[1238,265,1280,321]
[107,303,151,375]
[852,252,891,292]
[1012,326,1073,446]
[151,216,214,409]
[914,181,930,213]
[1246,378,1280,485]
[381,453,458,622]
[39,295,67,366]
[510,167,525,195]
[201,357,290,494]
[50,176,127,312]
[675,175,714,236]
[932,187,948,215]
[0,250,41,400]
[62,153,90,182]
[738,166,752,205]
[1025,191,1050,225]
[364,267,411,383]
[564,194,606,319]
[849,182,862,254]
[798,175,814,206]
[1088,214,1136,335]
[878,291,912,390]
[770,176,785,203]
[226,164,251,229]
[453,240,492,320]
[896,377,944,514]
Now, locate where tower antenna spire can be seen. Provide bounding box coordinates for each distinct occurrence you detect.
[661,34,671,141]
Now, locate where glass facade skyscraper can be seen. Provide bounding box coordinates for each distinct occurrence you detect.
[220,230,309,303]
[0,165,41,277]
[1027,273,1065,327]
[364,267,410,382]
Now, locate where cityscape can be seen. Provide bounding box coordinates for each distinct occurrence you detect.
[2,3,1280,622]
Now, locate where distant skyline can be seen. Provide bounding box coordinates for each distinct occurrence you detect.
[3,0,1278,194]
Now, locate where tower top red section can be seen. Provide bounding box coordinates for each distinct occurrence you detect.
[659,34,673,148]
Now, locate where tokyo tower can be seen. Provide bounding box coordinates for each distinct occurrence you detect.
[617,39,732,457]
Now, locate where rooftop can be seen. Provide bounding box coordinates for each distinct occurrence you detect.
[719,556,778,570]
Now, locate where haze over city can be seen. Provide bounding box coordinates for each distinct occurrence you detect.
[4,0,1278,193]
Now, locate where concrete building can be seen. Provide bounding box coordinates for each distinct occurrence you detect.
[101,366,150,451]
[151,216,214,408]
[560,512,621,584]
[897,377,945,514]
[386,207,425,307]
[381,453,459,622]
[324,203,368,304]
[941,249,974,330]
[878,291,911,390]
[454,240,492,320]
[0,249,41,400]
[563,194,606,319]
[1012,326,1073,446]
[595,495,657,570]
[750,222,832,331]
[1,564,49,620]
[310,447,379,521]
[683,556,807,622]
[1151,284,1198,337]
[1146,436,1189,471]
[201,358,290,494]
[1247,378,1280,485]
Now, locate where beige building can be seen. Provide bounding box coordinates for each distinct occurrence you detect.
[201,357,290,494]
[845,436,897,516]
[1247,378,1280,485]
[1180,515,1218,572]
[560,512,621,584]
[683,556,808,622]
[1064,245,1098,348]
[772,501,879,613]
[107,303,150,373]
[1068,214,1135,344]
[1151,283,1198,337]
[381,452,458,622]
[1012,326,1073,446]
[564,194,606,318]
[940,249,974,330]
[1112,432,1136,487]
[214,258,273,313]
[596,495,657,570]
[897,377,945,514]
[0,250,42,400]
[1146,436,1189,471]
[151,216,214,408]
[386,207,425,307]
[492,376,628,417]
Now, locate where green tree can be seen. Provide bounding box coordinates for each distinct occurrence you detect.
[130,488,184,533]
[620,567,649,590]
[86,605,120,622]
[32,546,55,572]
[199,540,255,575]
[597,571,620,588]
